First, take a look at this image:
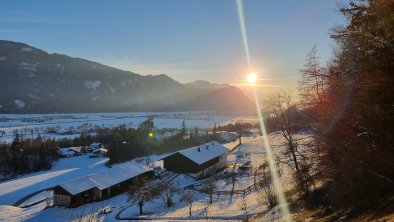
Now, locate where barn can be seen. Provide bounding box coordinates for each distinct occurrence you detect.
[57,148,78,158]
[161,141,229,178]
[53,161,151,207]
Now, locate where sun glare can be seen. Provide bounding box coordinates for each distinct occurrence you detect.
[247,72,257,84]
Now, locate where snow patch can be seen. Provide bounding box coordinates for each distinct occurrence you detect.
[56,64,65,73]
[339,215,347,221]
[14,100,25,108]
[0,56,7,61]
[18,62,38,72]
[21,47,34,53]
[85,80,102,90]
[110,87,116,93]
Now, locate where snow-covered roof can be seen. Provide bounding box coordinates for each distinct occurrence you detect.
[178,141,230,165]
[57,148,76,156]
[99,148,108,153]
[90,142,101,147]
[59,161,147,195]
[68,146,83,152]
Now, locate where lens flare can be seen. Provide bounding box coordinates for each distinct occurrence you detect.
[247,72,257,83]
[236,0,251,69]
[236,0,291,221]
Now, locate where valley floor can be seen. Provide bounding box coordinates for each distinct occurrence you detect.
[1,134,312,222]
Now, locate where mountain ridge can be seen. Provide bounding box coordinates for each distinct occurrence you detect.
[0,40,254,113]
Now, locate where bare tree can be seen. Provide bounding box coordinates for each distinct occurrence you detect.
[266,92,316,196]
[203,200,210,221]
[270,92,314,195]
[129,177,152,215]
[293,162,315,197]
[266,91,304,172]
[201,179,216,204]
[298,45,326,107]
[228,171,237,195]
[253,163,266,183]
[239,196,250,222]
[258,165,277,210]
[180,190,196,216]
[258,184,277,210]
[161,181,179,207]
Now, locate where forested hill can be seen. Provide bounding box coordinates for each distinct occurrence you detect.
[0,40,254,113]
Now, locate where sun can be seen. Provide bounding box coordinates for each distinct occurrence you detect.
[247,72,257,84]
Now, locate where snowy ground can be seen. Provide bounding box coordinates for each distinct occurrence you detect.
[0,112,252,143]
[0,155,109,206]
[19,191,52,208]
[0,133,312,221]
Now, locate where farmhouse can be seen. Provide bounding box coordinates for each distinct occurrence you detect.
[57,148,78,158]
[90,142,102,149]
[161,141,229,178]
[53,161,152,207]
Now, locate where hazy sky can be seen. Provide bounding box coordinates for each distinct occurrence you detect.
[0,0,346,93]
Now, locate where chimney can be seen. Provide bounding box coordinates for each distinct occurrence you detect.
[197,146,200,152]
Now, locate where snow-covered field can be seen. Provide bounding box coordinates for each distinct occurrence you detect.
[0,132,314,222]
[0,112,253,143]
[0,156,109,206]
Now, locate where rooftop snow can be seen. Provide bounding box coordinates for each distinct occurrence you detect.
[57,148,76,156]
[177,141,229,165]
[59,161,147,195]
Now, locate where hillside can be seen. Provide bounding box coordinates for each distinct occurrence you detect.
[0,40,254,113]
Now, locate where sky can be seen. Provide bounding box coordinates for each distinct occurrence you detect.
[0,0,346,94]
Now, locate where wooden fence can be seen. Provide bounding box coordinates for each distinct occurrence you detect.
[214,178,269,197]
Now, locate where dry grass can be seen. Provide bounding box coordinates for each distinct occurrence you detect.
[251,187,394,222]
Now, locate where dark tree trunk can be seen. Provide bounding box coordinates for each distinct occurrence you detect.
[289,142,300,171]
[167,197,172,207]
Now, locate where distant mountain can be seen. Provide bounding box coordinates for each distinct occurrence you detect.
[184,80,229,89]
[0,40,254,113]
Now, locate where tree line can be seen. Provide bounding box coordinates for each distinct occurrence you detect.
[262,0,393,213]
[1,118,236,177]
[0,134,58,176]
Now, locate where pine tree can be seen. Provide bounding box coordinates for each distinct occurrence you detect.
[180,120,186,140]
[315,0,394,207]
[213,123,217,138]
